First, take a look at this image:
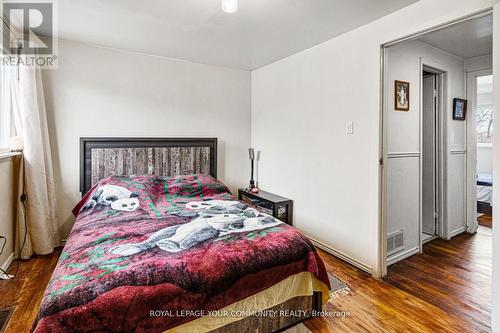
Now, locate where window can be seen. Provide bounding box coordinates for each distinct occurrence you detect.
[0,57,8,152]
[476,75,493,144]
[0,55,19,153]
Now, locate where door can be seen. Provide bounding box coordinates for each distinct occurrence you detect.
[466,70,493,232]
[422,72,437,235]
[475,74,493,214]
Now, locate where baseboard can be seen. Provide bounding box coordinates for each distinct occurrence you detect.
[387,246,419,266]
[305,235,373,275]
[422,235,438,244]
[1,252,14,273]
[449,227,466,238]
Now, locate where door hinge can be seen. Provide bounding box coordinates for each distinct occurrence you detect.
[379,158,383,166]
[433,90,438,97]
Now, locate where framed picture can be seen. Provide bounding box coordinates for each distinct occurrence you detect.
[453,98,467,120]
[394,80,410,111]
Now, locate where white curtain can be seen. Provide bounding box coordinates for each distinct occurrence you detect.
[0,63,20,150]
[2,55,59,258]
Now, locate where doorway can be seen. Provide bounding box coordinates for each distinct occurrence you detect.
[472,73,493,227]
[382,12,493,268]
[378,9,495,331]
[422,69,440,243]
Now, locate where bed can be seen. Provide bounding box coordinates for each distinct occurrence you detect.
[477,173,492,215]
[32,138,330,333]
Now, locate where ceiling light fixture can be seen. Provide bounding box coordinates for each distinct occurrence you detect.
[222,0,238,13]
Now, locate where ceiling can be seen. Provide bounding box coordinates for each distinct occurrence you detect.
[418,15,492,59]
[44,0,418,70]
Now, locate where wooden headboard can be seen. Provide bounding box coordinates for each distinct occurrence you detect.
[80,137,217,194]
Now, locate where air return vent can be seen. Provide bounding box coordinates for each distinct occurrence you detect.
[387,230,404,256]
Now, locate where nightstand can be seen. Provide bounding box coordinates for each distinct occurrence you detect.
[238,189,293,225]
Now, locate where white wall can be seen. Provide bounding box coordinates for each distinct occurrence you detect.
[0,156,17,271]
[478,145,493,174]
[465,54,493,72]
[252,0,498,276]
[492,4,500,332]
[42,40,251,239]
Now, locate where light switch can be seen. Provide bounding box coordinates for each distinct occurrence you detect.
[347,121,354,134]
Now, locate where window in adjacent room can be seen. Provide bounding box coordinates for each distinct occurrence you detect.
[476,75,493,144]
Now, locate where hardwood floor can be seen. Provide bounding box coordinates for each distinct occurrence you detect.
[478,214,492,228]
[0,249,61,333]
[383,226,492,332]
[0,227,491,333]
[305,226,492,332]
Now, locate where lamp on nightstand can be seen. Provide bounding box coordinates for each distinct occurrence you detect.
[248,148,258,193]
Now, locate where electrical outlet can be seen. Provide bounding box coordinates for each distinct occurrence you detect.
[347,121,354,134]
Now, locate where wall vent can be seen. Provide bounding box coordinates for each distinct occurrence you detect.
[387,230,404,256]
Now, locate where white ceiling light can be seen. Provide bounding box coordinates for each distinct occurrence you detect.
[222,0,238,13]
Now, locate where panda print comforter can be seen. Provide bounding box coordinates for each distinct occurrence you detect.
[33,174,330,333]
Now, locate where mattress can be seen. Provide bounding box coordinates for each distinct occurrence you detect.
[477,185,492,205]
[33,174,330,332]
[477,173,493,186]
[166,271,329,333]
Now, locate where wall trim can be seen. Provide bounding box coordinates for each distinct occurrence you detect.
[0,152,21,162]
[422,235,438,244]
[449,226,467,238]
[450,149,467,154]
[387,246,420,266]
[1,252,14,276]
[305,235,373,275]
[387,152,421,158]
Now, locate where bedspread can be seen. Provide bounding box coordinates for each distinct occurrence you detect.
[33,174,330,332]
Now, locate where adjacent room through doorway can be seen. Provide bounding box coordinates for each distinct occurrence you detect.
[475,74,494,228]
[382,12,493,332]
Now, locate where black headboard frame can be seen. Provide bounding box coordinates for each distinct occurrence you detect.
[80,137,217,194]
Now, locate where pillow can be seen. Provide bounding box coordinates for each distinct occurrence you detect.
[73,174,230,216]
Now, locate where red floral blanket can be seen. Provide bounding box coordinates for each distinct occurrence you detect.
[33,174,330,332]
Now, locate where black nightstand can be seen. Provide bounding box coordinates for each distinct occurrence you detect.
[238,189,293,225]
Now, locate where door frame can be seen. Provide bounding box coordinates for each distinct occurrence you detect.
[378,9,493,278]
[421,64,447,242]
[466,69,493,234]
